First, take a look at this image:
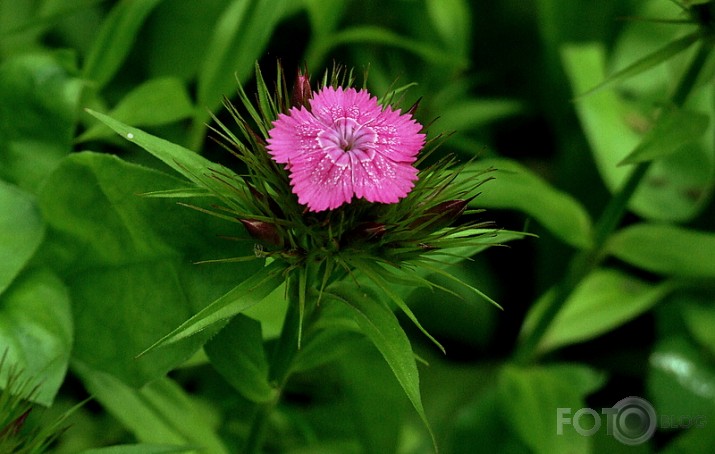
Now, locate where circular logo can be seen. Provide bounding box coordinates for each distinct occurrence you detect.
[611,396,657,445]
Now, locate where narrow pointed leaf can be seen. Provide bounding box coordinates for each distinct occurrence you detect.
[82,0,163,89]
[577,31,700,97]
[352,258,445,353]
[619,107,709,165]
[78,78,193,142]
[86,110,243,204]
[140,260,287,355]
[324,283,437,452]
[197,0,290,112]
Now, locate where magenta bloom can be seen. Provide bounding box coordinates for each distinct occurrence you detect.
[266,86,425,212]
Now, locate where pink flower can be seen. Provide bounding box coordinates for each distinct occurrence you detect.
[266,86,425,212]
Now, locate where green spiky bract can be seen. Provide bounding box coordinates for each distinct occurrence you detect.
[0,352,80,454]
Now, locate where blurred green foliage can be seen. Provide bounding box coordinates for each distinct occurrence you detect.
[1,0,715,453]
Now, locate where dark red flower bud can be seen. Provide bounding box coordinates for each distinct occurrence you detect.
[343,221,387,244]
[291,69,312,108]
[239,219,283,247]
[410,199,471,230]
[406,97,422,117]
[0,408,31,437]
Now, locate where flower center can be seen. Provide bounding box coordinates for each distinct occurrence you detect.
[318,117,377,153]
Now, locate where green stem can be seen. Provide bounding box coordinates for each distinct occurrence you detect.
[514,39,712,364]
[243,270,304,454]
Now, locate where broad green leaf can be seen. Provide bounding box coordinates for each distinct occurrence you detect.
[197,0,290,112]
[607,223,715,278]
[82,0,164,89]
[577,31,700,97]
[498,363,606,454]
[323,283,437,451]
[521,269,675,354]
[38,152,262,386]
[204,314,275,403]
[0,52,82,191]
[562,43,714,222]
[74,362,228,454]
[78,77,194,142]
[79,444,195,454]
[140,259,287,355]
[465,158,593,249]
[86,110,244,208]
[0,181,44,295]
[0,268,72,406]
[562,43,640,189]
[647,337,715,422]
[619,107,709,165]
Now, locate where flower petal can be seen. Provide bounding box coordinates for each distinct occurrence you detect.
[266,85,425,212]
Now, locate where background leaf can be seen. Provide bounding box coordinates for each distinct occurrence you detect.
[79,444,195,454]
[647,337,715,425]
[86,110,243,204]
[0,51,82,191]
[562,42,715,222]
[424,0,471,58]
[82,0,164,89]
[204,314,274,403]
[0,181,44,295]
[141,259,287,354]
[336,344,409,454]
[38,152,262,386]
[497,363,606,454]
[467,158,593,248]
[521,268,675,353]
[78,77,194,142]
[0,268,72,406]
[607,223,715,278]
[197,0,290,113]
[75,362,228,454]
[619,107,709,165]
